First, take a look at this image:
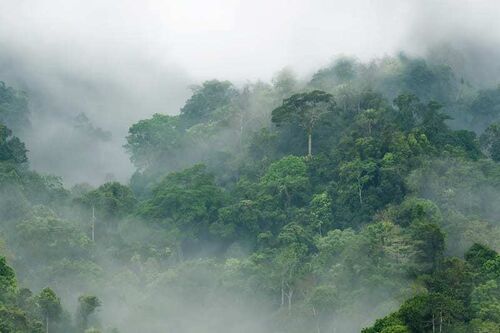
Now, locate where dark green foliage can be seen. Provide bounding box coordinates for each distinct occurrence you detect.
[393,197,442,227]
[361,312,408,333]
[410,222,445,274]
[124,114,182,170]
[0,123,28,166]
[272,90,335,156]
[0,257,56,333]
[399,293,466,333]
[0,256,16,302]
[137,164,225,253]
[261,155,310,208]
[400,58,456,103]
[138,164,224,220]
[79,181,137,222]
[466,244,499,270]
[364,245,499,333]
[37,287,62,331]
[180,80,238,128]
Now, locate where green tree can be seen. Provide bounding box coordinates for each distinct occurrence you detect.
[0,256,16,303]
[137,164,225,253]
[380,325,410,333]
[338,157,377,205]
[0,306,39,333]
[261,156,310,209]
[37,288,62,333]
[79,182,137,234]
[124,114,182,170]
[76,295,101,331]
[272,90,335,156]
[394,197,442,227]
[401,292,466,333]
[309,285,338,333]
[210,199,261,242]
[410,222,445,274]
[180,80,238,128]
[465,243,498,271]
[0,123,28,166]
[16,206,91,267]
[309,192,333,236]
[274,223,311,315]
[361,312,408,333]
[471,280,500,323]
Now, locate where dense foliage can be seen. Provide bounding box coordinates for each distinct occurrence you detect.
[363,244,500,333]
[0,53,500,332]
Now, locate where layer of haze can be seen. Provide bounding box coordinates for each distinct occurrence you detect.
[0,0,500,185]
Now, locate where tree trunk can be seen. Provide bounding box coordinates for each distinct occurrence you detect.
[439,310,443,333]
[281,278,285,307]
[432,313,435,333]
[287,288,294,315]
[46,315,49,333]
[312,305,321,333]
[308,130,312,157]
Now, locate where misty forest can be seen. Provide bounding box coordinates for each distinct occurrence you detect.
[1,12,500,333]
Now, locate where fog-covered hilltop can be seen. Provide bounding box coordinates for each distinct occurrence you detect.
[0,50,499,333]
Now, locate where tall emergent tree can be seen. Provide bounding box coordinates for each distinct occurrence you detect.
[37,287,62,333]
[272,90,335,157]
[77,295,101,331]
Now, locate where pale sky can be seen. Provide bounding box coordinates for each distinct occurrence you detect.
[2,1,500,85]
[4,0,498,81]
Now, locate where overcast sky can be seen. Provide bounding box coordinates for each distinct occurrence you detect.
[0,0,499,184]
[3,0,500,81]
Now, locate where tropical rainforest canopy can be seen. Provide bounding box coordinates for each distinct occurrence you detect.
[0,53,499,333]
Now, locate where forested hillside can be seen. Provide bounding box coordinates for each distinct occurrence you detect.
[0,54,499,332]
